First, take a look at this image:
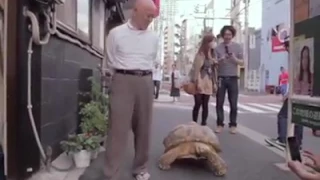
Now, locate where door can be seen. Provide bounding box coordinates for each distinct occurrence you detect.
[0,0,6,177]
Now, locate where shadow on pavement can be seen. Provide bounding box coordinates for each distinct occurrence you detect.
[79,105,298,180]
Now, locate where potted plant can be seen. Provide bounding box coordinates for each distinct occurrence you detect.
[79,101,107,137]
[79,77,108,142]
[60,133,97,168]
[86,135,101,159]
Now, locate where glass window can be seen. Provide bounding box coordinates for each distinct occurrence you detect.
[99,5,105,49]
[77,0,90,34]
[56,0,76,29]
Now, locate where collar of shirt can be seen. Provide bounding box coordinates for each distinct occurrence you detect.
[127,19,145,31]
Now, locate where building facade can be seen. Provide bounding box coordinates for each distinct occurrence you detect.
[230,0,242,43]
[247,28,262,91]
[1,0,120,179]
[260,0,290,91]
[161,0,176,77]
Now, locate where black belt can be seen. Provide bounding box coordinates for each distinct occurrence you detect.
[218,76,238,79]
[115,69,152,76]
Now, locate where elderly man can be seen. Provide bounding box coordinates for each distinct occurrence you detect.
[104,0,159,180]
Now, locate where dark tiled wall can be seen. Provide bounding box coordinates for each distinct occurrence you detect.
[40,36,101,154]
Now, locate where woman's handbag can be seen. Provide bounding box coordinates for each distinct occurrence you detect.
[183,82,196,95]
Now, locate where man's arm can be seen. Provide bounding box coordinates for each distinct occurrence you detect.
[106,30,116,71]
[152,35,160,63]
[232,44,244,66]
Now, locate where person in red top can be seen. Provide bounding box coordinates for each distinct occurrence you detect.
[279,66,289,99]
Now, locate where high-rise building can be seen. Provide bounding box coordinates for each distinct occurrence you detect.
[161,0,177,74]
[230,0,242,43]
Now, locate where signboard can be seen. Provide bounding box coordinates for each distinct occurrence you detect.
[290,0,320,127]
[270,23,289,52]
[153,0,160,17]
[292,103,320,129]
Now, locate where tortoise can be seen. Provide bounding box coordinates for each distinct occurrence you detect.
[158,121,227,176]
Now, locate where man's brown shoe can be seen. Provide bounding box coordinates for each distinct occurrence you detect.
[215,126,223,133]
[230,127,237,134]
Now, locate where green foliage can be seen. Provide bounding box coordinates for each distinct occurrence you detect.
[79,101,106,136]
[60,134,100,153]
[79,77,108,137]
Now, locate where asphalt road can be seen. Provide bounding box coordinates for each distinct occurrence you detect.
[80,100,300,180]
[157,92,320,153]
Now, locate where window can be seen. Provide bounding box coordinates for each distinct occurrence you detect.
[91,0,105,50]
[56,0,90,37]
[56,0,76,29]
[77,0,90,34]
[55,0,106,53]
[99,5,105,49]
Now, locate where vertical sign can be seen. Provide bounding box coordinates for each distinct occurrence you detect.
[153,0,160,17]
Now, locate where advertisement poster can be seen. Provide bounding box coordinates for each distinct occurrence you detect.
[270,23,289,52]
[291,0,320,130]
[292,37,314,96]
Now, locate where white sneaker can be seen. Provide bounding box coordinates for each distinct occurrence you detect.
[135,172,150,180]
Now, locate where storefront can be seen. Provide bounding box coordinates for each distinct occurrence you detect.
[2,0,122,179]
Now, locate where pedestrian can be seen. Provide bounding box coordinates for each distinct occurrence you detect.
[189,34,217,126]
[152,63,162,99]
[265,36,304,149]
[214,25,244,134]
[103,0,158,179]
[170,64,181,102]
[279,66,289,100]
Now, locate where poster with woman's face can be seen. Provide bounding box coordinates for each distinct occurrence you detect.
[293,37,314,96]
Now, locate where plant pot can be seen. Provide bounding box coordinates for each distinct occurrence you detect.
[91,150,99,160]
[73,150,91,168]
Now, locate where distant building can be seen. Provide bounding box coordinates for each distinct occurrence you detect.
[260,0,290,92]
[247,28,262,92]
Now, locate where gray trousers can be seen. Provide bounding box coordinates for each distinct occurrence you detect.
[104,73,154,180]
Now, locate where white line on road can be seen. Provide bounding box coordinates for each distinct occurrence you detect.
[239,94,249,97]
[236,124,285,158]
[210,102,246,113]
[210,102,230,113]
[248,103,280,112]
[181,92,191,97]
[266,103,282,108]
[237,103,267,113]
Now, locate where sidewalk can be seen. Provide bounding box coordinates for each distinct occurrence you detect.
[79,103,298,180]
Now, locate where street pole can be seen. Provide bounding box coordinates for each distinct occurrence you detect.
[244,0,249,91]
[203,7,207,34]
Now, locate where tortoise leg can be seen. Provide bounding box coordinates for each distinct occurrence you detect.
[195,143,227,176]
[158,147,181,170]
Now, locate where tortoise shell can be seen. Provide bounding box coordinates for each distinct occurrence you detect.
[163,122,221,152]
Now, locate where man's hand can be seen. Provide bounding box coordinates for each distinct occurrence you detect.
[218,55,226,62]
[288,161,320,180]
[230,53,244,66]
[304,151,320,172]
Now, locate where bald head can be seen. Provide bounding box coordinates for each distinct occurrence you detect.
[134,0,157,11]
[131,0,157,30]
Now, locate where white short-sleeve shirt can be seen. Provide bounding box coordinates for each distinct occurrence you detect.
[106,21,159,71]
